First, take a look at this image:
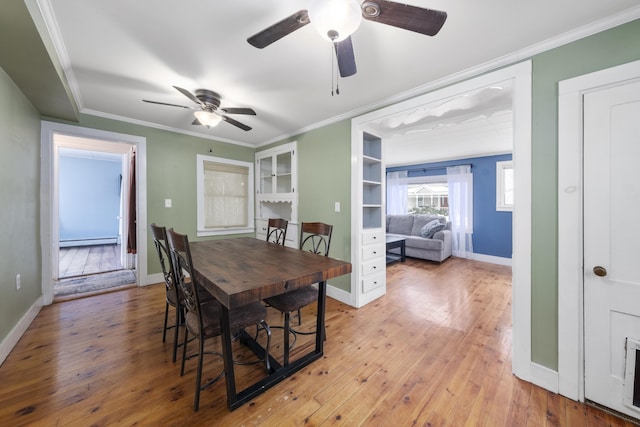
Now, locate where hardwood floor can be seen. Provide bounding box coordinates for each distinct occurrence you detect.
[59,244,123,278]
[0,257,635,426]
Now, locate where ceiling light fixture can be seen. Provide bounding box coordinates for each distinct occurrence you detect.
[308,0,362,42]
[194,110,222,128]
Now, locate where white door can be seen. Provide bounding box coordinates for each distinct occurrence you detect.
[584,79,640,419]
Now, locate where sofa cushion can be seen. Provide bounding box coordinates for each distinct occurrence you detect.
[410,214,445,236]
[421,220,446,238]
[387,215,415,235]
[405,236,444,251]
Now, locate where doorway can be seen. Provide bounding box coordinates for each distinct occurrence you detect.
[350,61,533,382]
[40,121,148,305]
[54,141,135,298]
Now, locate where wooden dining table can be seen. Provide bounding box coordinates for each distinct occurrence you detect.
[189,237,352,410]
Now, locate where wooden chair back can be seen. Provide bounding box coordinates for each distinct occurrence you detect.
[299,222,333,256]
[166,229,203,316]
[266,218,288,245]
[150,223,179,299]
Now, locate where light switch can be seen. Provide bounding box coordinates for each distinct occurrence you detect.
[164,199,172,208]
[334,202,341,212]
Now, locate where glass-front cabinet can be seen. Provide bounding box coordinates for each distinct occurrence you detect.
[258,148,294,195]
[255,141,298,247]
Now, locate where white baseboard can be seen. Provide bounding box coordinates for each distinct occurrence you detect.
[0,296,43,367]
[530,362,559,393]
[59,238,118,247]
[470,253,512,266]
[327,283,351,306]
[145,272,164,287]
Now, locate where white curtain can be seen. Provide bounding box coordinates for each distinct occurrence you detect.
[386,170,408,214]
[447,165,473,258]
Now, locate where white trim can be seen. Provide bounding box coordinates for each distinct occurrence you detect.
[195,154,255,237]
[146,272,165,287]
[558,59,640,401]
[351,61,533,382]
[0,296,43,367]
[496,160,514,212]
[326,283,351,306]
[531,362,560,393]
[40,121,149,305]
[469,253,512,267]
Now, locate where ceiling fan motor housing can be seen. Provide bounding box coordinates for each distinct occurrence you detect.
[195,89,221,109]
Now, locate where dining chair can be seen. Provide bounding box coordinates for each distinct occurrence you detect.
[263,222,332,366]
[150,223,183,363]
[166,229,272,412]
[266,218,288,245]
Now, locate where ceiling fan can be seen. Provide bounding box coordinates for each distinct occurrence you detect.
[247,0,447,78]
[143,86,256,131]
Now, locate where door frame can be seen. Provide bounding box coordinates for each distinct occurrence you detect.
[350,61,533,383]
[558,59,640,400]
[40,121,149,305]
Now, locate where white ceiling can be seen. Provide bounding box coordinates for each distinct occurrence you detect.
[37,0,640,147]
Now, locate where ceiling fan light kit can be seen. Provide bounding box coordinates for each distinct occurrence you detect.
[308,0,362,41]
[193,110,222,128]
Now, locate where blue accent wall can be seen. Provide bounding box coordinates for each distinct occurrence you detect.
[387,154,513,259]
[59,156,122,243]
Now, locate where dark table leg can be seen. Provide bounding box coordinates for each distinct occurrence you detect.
[219,305,238,409]
[221,282,328,411]
[400,240,406,262]
[316,281,327,349]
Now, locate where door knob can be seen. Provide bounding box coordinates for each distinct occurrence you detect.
[593,266,607,277]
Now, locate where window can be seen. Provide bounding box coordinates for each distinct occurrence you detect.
[407,176,449,218]
[496,160,513,212]
[196,154,254,236]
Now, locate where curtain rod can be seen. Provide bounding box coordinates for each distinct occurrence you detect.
[389,164,471,173]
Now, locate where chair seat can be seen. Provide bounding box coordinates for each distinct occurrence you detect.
[186,300,267,339]
[265,287,318,314]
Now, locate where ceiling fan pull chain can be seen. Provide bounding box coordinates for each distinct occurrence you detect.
[331,42,341,96]
[331,43,335,96]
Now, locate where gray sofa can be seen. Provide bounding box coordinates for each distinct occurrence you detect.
[386,214,452,262]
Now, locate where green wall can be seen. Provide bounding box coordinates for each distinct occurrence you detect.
[529,19,640,369]
[0,67,42,342]
[257,119,353,292]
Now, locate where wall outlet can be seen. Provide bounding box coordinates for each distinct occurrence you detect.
[164,199,172,208]
[334,202,341,213]
[15,273,21,290]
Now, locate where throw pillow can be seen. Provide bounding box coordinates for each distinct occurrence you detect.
[420,219,441,238]
[427,223,446,238]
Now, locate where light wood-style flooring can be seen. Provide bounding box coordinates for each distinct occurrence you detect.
[59,244,123,278]
[0,257,635,426]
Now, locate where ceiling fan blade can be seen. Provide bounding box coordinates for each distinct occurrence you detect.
[334,36,357,77]
[173,86,204,106]
[362,0,447,36]
[143,99,192,109]
[247,10,310,48]
[220,107,256,115]
[222,115,252,131]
